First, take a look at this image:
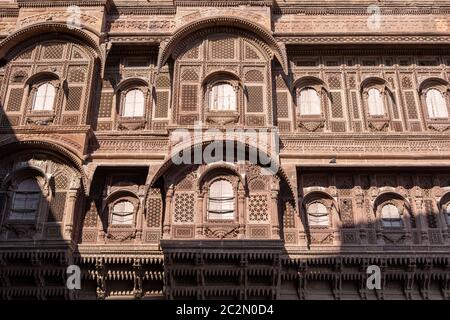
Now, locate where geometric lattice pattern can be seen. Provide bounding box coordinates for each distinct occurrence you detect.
[84,202,98,227]
[181,69,199,81]
[248,195,268,222]
[328,76,341,89]
[180,85,198,111]
[246,86,263,113]
[54,174,69,190]
[351,91,359,119]
[48,192,67,222]
[277,91,289,118]
[340,198,354,228]
[154,91,169,118]
[245,70,264,82]
[211,38,235,59]
[156,75,170,88]
[68,67,86,83]
[330,92,343,118]
[249,179,266,191]
[174,193,195,223]
[405,91,418,119]
[401,76,413,89]
[99,92,113,118]
[65,86,83,111]
[42,44,64,60]
[283,200,296,229]
[245,45,259,60]
[276,76,287,89]
[6,88,24,112]
[184,46,199,59]
[147,197,162,227]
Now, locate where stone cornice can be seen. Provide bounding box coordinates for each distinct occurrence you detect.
[175,0,273,7]
[273,6,450,15]
[277,34,450,45]
[285,45,450,56]
[111,5,176,15]
[0,6,19,18]
[16,0,110,8]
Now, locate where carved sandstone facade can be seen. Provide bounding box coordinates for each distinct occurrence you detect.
[1,0,450,300]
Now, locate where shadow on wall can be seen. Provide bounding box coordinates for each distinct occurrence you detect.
[156,151,450,300]
[0,69,78,300]
[294,167,450,300]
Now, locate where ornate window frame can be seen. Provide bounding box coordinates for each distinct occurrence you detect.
[418,78,450,124]
[294,79,328,120]
[302,192,336,230]
[360,77,395,132]
[375,198,409,230]
[361,84,391,120]
[306,200,331,228]
[2,167,50,227]
[203,73,242,126]
[106,194,139,229]
[115,79,150,131]
[24,73,62,125]
[444,203,450,226]
[293,77,328,132]
[203,175,238,223]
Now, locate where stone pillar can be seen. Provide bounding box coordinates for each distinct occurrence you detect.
[195,192,204,239]
[238,189,246,239]
[163,186,174,239]
[270,187,280,239]
[63,176,81,240]
[135,186,145,241]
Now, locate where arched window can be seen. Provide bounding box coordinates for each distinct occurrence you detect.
[208,180,234,220]
[209,83,236,111]
[111,200,134,225]
[367,88,385,116]
[298,88,321,115]
[123,89,145,117]
[9,178,41,221]
[446,204,450,225]
[307,202,329,226]
[381,203,402,228]
[426,89,448,118]
[32,83,55,111]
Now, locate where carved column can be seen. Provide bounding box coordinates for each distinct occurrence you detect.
[238,189,246,239]
[63,176,81,240]
[196,191,204,239]
[270,176,280,239]
[163,186,174,239]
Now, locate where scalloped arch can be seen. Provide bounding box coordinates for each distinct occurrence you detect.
[157,16,288,73]
[148,140,295,200]
[0,139,88,195]
[0,22,103,72]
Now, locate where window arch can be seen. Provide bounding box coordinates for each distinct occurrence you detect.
[426,89,448,118]
[367,88,385,116]
[207,180,235,220]
[9,178,41,221]
[298,88,321,115]
[111,200,134,225]
[381,203,402,228]
[209,83,236,111]
[307,202,329,227]
[32,83,55,111]
[445,204,450,225]
[123,89,145,117]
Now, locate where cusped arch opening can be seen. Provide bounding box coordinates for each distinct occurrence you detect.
[158,17,288,73]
